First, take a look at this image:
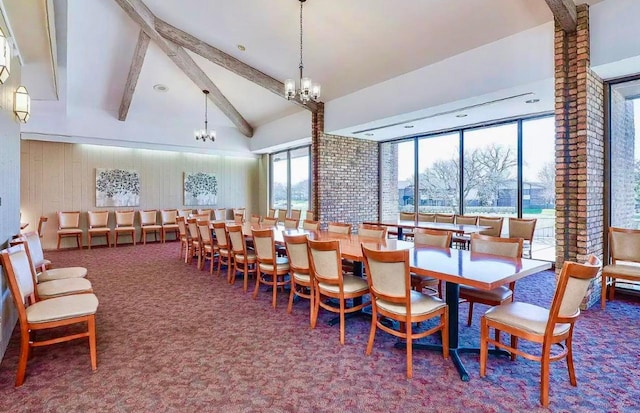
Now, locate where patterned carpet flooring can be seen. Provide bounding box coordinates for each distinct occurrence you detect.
[0,242,639,412]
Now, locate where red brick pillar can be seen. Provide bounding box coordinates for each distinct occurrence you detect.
[554,4,604,309]
[311,102,324,222]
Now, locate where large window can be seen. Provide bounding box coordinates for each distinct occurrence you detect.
[270,146,311,216]
[380,115,555,260]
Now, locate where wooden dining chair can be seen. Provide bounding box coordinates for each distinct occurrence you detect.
[307,239,369,345]
[177,217,190,262]
[197,209,212,219]
[212,222,233,278]
[161,209,179,243]
[327,222,352,234]
[87,211,111,249]
[452,215,478,249]
[139,210,162,244]
[277,209,287,224]
[0,244,99,387]
[18,231,88,282]
[480,256,602,407]
[267,208,276,218]
[227,224,257,291]
[283,233,314,325]
[234,213,245,224]
[178,209,192,218]
[114,210,136,247]
[305,211,315,221]
[197,220,217,273]
[252,228,290,308]
[601,227,640,309]
[56,211,83,250]
[186,218,202,266]
[362,245,449,378]
[250,214,261,224]
[461,233,523,326]
[435,213,455,223]
[410,229,452,298]
[290,209,302,220]
[214,208,226,220]
[302,220,320,232]
[358,224,387,239]
[478,216,504,237]
[262,217,278,227]
[37,216,48,238]
[508,217,537,258]
[418,212,435,222]
[284,217,299,229]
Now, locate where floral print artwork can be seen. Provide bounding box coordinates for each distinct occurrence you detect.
[96,168,141,207]
[184,172,218,206]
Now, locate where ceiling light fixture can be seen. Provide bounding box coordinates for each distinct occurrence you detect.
[404,125,414,129]
[237,44,246,51]
[194,90,216,142]
[0,28,11,84]
[284,0,320,104]
[14,86,30,123]
[456,114,468,118]
[364,133,374,136]
[153,84,168,92]
[525,98,540,104]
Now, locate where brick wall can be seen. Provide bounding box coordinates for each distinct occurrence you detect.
[554,4,605,309]
[609,89,636,228]
[380,142,399,222]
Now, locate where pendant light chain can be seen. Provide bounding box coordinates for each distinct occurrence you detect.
[299,0,304,82]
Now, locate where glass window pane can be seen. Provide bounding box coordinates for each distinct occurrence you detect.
[523,117,556,261]
[397,140,416,214]
[289,147,310,217]
[380,140,415,220]
[417,133,460,213]
[463,123,518,234]
[271,152,288,211]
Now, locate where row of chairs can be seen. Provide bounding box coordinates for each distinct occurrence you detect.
[52,208,247,249]
[2,232,98,386]
[266,208,314,222]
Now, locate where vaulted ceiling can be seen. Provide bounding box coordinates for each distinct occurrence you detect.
[8,0,632,157]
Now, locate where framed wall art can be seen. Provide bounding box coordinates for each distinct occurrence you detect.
[95,168,140,207]
[184,172,218,206]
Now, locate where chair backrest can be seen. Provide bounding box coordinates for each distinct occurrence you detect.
[262,217,278,227]
[193,214,210,223]
[413,228,452,248]
[0,244,37,310]
[214,208,226,220]
[608,227,640,263]
[455,215,478,225]
[115,210,135,227]
[88,211,109,228]
[470,233,522,258]
[277,209,287,222]
[284,218,299,229]
[37,216,48,238]
[508,218,537,242]
[227,225,246,254]
[178,209,192,218]
[417,213,435,222]
[233,208,246,219]
[161,209,178,225]
[478,216,504,237]
[362,245,410,303]
[234,213,244,224]
[305,211,315,221]
[327,222,352,234]
[283,233,310,274]
[212,222,229,249]
[140,210,157,226]
[435,213,455,223]
[197,209,212,219]
[358,224,387,239]
[290,209,302,220]
[187,218,200,240]
[307,239,342,283]
[302,220,320,232]
[250,214,261,224]
[20,231,46,270]
[399,212,416,221]
[58,211,80,229]
[177,217,188,237]
[547,255,601,335]
[197,221,213,244]
[267,208,276,218]
[252,228,276,264]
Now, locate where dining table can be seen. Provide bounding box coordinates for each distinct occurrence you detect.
[406,245,552,381]
[363,219,490,240]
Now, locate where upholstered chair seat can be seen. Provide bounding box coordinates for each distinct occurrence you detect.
[258,258,290,273]
[26,294,99,324]
[37,278,93,300]
[292,272,310,283]
[376,291,445,317]
[234,252,257,263]
[602,264,640,279]
[17,232,88,281]
[484,302,571,336]
[38,267,87,283]
[318,275,367,294]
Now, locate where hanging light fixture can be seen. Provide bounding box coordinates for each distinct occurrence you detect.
[194,89,216,142]
[284,0,320,104]
[14,86,30,123]
[0,27,11,84]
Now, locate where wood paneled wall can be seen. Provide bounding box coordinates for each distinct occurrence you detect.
[20,141,259,249]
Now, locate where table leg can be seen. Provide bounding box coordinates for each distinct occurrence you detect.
[397,227,404,240]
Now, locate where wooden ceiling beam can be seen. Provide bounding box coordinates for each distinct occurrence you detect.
[155,18,319,113]
[544,0,577,33]
[119,30,150,121]
[113,0,253,137]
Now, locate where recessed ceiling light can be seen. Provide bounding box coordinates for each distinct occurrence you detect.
[456,114,467,118]
[404,125,414,129]
[153,84,168,92]
[237,44,246,51]
[525,98,540,104]
[364,133,374,136]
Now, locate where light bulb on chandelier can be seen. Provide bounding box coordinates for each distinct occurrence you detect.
[194,90,216,142]
[284,0,321,104]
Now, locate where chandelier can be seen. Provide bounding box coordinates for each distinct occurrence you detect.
[284,0,320,104]
[194,89,216,142]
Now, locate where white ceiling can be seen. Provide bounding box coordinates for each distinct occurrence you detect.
[10,0,639,156]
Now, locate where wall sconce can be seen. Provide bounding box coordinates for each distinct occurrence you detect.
[14,86,30,123]
[0,27,10,84]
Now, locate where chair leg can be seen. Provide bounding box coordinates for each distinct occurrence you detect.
[442,309,449,359]
[339,298,345,345]
[540,341,552,407]
[272,274,278,308]
[601,275,608,309]
[57,235,61,250]
[252,271,261,299]
[467,302,474,326]
[480,317,488,377]
[287,278,295,314]
[15,331,30,386]
[510,335,518,361]
[242,264,249,293]
[88,315,98,371]
[406,320,413,379]
[566,331,577,386]
[310,288,319,329]
[308,285,314,327]
[88,234,92,250]
[365,306,377,355]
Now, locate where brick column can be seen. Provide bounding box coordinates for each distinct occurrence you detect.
[311,102,324,221]
[554,4,605,309]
